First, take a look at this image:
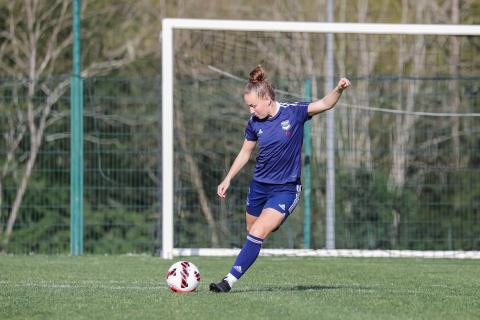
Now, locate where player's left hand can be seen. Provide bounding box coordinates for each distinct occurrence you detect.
[337,78,351,91]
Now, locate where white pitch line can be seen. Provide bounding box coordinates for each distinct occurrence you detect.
[0,280,167,290]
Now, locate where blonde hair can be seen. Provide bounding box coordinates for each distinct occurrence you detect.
[244,65,275,100]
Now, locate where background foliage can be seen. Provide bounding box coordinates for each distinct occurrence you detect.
[0,0,479,253]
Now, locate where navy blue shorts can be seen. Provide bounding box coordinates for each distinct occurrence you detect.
[246,180,302,218]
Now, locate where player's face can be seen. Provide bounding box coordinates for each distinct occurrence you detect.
[244,92,272,119]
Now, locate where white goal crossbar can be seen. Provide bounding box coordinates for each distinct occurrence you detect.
[161,18,480,260]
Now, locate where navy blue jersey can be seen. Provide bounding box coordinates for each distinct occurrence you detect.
[244,101,311,184]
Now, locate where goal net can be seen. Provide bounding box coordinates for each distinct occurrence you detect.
[161,19,480,259]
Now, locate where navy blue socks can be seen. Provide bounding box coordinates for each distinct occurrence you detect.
[228,233,264,281]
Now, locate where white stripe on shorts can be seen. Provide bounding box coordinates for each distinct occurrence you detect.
[288,185,301,213]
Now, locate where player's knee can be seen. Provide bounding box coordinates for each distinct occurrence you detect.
[249,224,268,238]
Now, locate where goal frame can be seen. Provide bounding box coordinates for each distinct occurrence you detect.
[160,18,480,259]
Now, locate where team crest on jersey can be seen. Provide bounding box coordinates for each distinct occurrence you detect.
[281,120,291,131]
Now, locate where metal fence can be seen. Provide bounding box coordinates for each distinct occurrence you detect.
[1,75,479,254]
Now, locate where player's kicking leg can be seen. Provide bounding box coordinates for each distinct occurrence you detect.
[209,208,283,293]
[209,213,257,293]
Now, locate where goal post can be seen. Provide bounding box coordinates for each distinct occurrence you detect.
[161,19,480,259]
[161,20,174,260]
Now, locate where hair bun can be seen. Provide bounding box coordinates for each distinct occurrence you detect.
[249,65,266,84]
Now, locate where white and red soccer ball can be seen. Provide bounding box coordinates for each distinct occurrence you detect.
[166,261,201,292]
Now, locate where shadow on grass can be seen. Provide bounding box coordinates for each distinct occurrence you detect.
[232,284,369,293]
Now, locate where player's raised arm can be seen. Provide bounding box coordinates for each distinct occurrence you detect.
[307,78,351,117]
[217,139,256,198]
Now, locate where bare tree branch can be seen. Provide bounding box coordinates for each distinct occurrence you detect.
[0,0,158,251]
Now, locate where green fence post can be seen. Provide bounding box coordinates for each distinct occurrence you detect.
[70,0,83,256]
[303,79,312,249]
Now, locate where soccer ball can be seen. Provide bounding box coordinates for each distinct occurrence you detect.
[166,260,201,292]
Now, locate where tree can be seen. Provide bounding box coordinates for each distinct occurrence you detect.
[0,0,158,252]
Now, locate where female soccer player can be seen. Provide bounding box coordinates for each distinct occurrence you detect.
[209,65,350,293]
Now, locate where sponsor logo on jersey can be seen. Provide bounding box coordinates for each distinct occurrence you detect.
[258,129,263,135]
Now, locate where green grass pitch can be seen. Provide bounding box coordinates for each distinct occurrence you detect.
[1,255,479,319]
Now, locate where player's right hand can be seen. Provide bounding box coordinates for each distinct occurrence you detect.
[217,179,230,198]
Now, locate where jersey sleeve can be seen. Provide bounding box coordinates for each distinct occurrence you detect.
[244,116,257,141]
[292,101,312,123]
